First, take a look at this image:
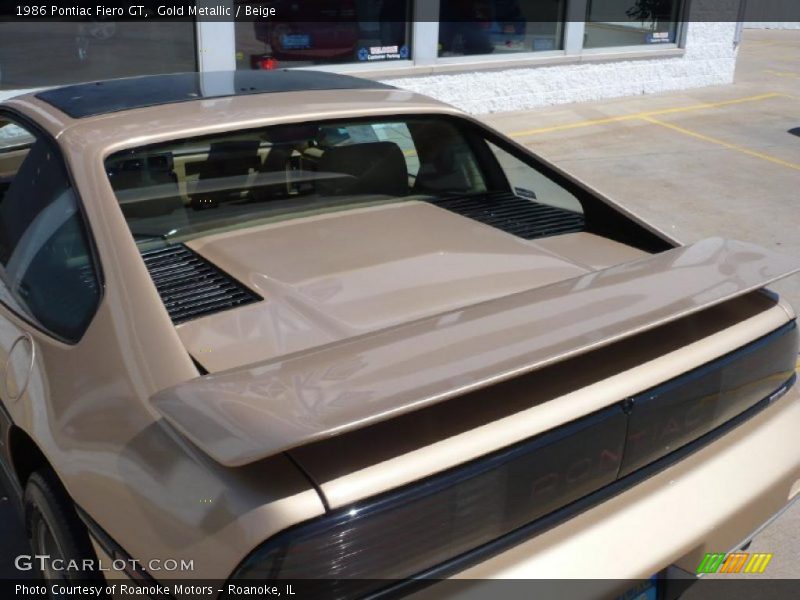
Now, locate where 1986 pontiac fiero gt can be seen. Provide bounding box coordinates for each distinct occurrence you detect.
[0,70,799,598]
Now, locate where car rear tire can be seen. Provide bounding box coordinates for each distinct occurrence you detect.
[24,468,106,591]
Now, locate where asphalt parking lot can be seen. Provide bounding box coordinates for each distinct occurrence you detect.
[485,28,800,581]
[0,28,798,586]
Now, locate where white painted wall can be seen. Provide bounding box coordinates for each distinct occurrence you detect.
[744,23,800,29]
[383,22,740,115]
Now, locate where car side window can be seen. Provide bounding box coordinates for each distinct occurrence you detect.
[486,141,583,214]
[0,116,100,342]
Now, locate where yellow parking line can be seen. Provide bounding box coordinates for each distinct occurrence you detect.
[765,70,800,79]
[509,114,640,137]
[508,93,785,138]
[642,116,800,172]
[640,93,785,117]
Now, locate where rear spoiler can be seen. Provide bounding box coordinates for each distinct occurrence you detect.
[151,238,800,467]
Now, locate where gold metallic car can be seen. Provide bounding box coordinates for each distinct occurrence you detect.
[0,70,798,598]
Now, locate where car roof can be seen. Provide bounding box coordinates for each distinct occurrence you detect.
[33,70,395,119]
[5,71,462,148]
[3,71,465,161]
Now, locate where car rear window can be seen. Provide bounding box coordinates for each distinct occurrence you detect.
[104,116,582,250]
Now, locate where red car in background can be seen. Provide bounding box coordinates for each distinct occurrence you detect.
[242,0,359,66]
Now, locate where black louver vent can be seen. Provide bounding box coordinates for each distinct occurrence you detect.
[429,192,585,240]
[142,245,261,324]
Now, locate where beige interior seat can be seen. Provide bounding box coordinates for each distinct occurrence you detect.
[316,142,409,197]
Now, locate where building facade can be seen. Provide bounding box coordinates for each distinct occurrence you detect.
[0,0,748,114]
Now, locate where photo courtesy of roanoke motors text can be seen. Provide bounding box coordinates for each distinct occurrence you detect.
[1,1,800,599]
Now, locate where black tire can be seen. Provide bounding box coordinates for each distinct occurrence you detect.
[24,468,106,594]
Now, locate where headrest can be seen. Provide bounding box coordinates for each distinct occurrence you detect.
[200,140,262,179]
[317,141,409,197]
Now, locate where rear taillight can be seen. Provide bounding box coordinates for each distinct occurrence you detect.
[226,406,627,597]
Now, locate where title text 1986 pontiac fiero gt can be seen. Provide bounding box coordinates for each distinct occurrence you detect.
[0,70,798,598]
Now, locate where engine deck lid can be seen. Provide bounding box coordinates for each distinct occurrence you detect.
[150,238,800,467]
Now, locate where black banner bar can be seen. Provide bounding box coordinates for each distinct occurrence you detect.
[1,0,800,23]
[3,578,800,600]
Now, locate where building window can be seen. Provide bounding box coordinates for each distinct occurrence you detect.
[584,0,682,48]
[0,22,196,90]
[438,0,566,57]
[235,0,412,70]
